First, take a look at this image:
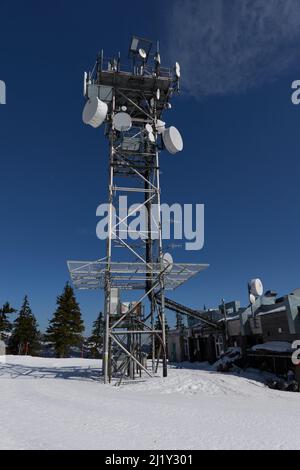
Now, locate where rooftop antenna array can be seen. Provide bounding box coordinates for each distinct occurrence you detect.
[68,35,208,384]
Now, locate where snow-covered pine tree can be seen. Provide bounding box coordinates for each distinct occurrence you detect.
[46,283,84,358]
[88,312,104,358]
[9,296,40,355]
[0,302,16,340]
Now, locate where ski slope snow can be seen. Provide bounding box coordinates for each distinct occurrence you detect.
[0,355,299,450]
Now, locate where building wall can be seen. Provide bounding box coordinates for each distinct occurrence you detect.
[260,311,292,342]
[287,294,300,334]
[168,330,188,362]
[168,293,300,366]
[227,319,241,337]
[188,331,221,363]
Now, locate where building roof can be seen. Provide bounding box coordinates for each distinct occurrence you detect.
[251,341,292,353]
[257,306,287,316]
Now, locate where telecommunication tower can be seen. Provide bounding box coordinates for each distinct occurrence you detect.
[67,36,208,384]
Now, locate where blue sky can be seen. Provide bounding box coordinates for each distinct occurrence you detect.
[1,0,300,334]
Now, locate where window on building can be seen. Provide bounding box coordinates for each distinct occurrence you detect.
[215,335,224,358]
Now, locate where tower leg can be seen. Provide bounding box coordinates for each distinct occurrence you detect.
[103,283,110,383]
[160,283,167,377]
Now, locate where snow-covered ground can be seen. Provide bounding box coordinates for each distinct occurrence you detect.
[0,355,299,450]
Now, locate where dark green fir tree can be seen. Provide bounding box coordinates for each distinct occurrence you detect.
[88,312,104,358]
[0,302,16,340]
[175,312,185,361]
[46,283,84,358]
[175,312,185,330]
[9,296,40,355]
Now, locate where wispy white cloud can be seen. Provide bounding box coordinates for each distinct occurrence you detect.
[166,0,300,97]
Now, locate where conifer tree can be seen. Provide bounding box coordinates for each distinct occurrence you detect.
[0,302,16,340]
[88,312,104,358]
[9,296,40,355]
[176,312,185,330]
[46,283,84,358]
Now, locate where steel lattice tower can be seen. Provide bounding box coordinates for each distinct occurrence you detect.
[68,36,208,384]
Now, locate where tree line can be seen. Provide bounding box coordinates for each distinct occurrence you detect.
[0,284,104,358]
[0,283,175,359]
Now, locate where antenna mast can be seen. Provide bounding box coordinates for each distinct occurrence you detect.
[68,35,207,384]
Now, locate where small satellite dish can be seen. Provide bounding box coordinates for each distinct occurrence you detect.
[250,278,264,297]
[139,48,147,60]
[121,105,127,112]
[82,96,108,128]
[156,89,160,101]
[175,62,181,78]
[155,120,165,134]
[162,252,173,273]
[150,98,155,108]
[162,126,183,154]
[166,103,172,109]
[148,132,155,143]
[113,112,132,132]
[155,53,161,65]
[83,71,88,97]
[249,293,256,305]
[145,123,153,134]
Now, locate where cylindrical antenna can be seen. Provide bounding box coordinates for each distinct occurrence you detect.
[222,298,228,344]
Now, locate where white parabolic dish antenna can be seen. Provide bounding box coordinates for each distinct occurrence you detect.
[148,132,155,143]
[139,48,147,59]
[82,96,108,128]
[145,123,153,134]
[156,120,165,134]
[113,112,132,132]
[162,126,183,154]
[250,278,263,297]
[162,252,173,273]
